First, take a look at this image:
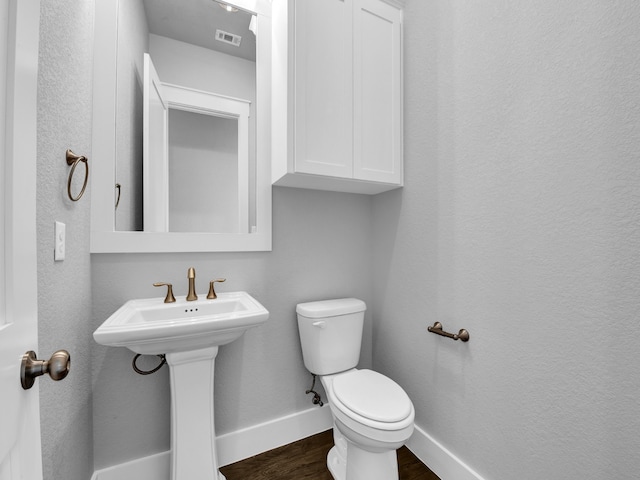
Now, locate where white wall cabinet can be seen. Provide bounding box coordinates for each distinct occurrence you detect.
[272,0,403,195]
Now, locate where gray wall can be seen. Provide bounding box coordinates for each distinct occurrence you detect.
[373,1,640,479]
[37,1,94,479]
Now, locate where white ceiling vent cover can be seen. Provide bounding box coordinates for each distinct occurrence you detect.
[215,29,242,47]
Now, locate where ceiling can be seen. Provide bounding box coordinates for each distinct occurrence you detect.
[142,0,257,62]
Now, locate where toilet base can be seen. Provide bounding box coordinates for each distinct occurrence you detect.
[346,440,398,480]
[327,446,346,480]
[325,429,399,480]
[327,424,348,480]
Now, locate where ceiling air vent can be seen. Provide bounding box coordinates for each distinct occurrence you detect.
[215,29,242,47]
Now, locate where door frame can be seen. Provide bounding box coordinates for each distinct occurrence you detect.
[1,0,42,478]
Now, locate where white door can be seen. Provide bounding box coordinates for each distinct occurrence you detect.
[0,1,42,479]
[143,53,169,232]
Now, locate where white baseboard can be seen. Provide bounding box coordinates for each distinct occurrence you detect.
[406,424,487,480]
[91,406,333,480]
[90,451,170,480]
[217,405,333,466]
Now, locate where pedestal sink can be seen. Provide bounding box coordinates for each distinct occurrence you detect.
[94,292,269,480]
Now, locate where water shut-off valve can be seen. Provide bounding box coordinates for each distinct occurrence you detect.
[306,373,324,407]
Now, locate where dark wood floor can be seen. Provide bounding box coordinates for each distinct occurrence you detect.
[220,429,440,480]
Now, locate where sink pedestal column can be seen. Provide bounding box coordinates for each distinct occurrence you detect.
[165,346,226,480]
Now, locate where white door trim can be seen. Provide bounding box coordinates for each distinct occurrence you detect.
[0,0,42,478]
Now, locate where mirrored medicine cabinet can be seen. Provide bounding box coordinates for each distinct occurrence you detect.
[91,0,272,252]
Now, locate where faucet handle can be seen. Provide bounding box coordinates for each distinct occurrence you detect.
[207,279,226,300]
[153,282,176,303]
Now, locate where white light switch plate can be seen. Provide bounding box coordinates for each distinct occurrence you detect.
[54,221,65,261]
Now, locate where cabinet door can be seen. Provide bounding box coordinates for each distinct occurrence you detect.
[294,0,354,178]
[353,0,402,184]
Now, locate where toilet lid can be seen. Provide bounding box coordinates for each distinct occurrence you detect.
[332,370,412,423]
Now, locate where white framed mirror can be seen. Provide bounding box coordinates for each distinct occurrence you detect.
[91,0,272,253]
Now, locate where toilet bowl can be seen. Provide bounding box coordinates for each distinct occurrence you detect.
[296,299,415,480]
[322,369,415,480]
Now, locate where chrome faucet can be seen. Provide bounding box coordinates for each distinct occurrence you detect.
[186,267,198,301]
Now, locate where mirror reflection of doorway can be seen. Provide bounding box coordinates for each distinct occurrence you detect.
[168,110,242,233]
[142,53,250,234]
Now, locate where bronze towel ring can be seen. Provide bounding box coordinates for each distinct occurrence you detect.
[66,149,89,201]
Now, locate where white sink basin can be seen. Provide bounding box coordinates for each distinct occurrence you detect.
[93,291,269,354]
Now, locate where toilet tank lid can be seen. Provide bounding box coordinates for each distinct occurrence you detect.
[296,298,366,318]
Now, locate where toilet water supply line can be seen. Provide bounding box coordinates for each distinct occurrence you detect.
[306,374,324,407]
[132,354,167,375]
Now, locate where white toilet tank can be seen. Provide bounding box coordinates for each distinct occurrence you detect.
[296,298,366,376]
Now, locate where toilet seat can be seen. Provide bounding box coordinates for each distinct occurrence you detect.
[333,370,412,423]
[327,370,414,432]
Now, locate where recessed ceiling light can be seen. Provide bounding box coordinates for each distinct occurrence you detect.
[216,2,238,13]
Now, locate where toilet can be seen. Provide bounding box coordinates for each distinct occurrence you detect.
[297,298,415,480]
